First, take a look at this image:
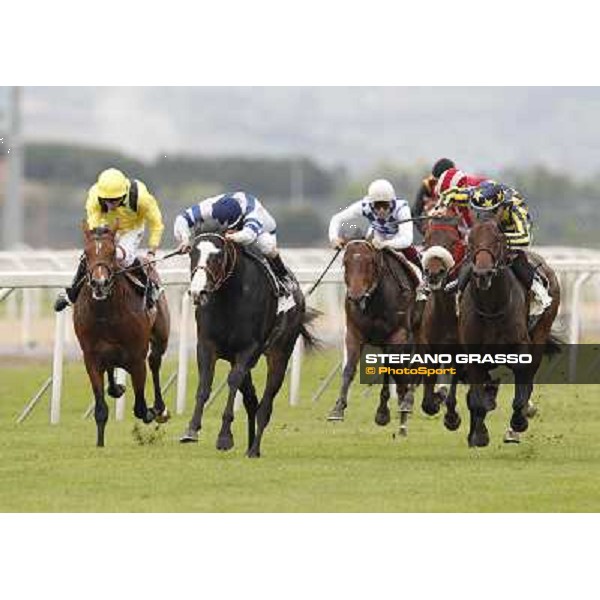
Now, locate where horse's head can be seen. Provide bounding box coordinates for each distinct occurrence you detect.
[468,212,507,291]
[82,222,118,301]
[189,233,237,305]
[343,240,379,309]
[421,211,462,290]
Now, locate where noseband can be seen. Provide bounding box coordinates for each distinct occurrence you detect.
[191,235,239,292]
[344,241,380,308]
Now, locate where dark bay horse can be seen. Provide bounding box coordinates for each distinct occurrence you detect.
[459,215,560,447]
[327,240,418,435]
[419,213,466,430]
[179,233,317,458]
[74,223,170,447]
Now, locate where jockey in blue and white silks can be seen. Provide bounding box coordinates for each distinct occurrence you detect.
[328,179,425,298]
[174,191,294,295]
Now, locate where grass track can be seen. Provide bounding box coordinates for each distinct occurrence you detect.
[1,352,599,512]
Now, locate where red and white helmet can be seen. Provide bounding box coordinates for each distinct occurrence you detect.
[434,168,467,198]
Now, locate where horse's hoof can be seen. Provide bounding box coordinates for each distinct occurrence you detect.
[107,384,126,398]
[503,428,521,444]
[526,401,538,419]
[216,435,234,451]
[468,427,490,448]
[143,407,156,424]
[327,407,345,421]
[179,429,199,443]
[510,413,529,433]
[155,408,170,424]
[374,406,391,426]
[398,425,408,437]
[421,397,441,416]
[246,447,261,458]
[444,412,461,431]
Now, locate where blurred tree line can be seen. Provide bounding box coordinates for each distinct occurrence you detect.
[11,142,600,249]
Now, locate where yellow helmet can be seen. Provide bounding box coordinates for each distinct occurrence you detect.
[97,168,129,199]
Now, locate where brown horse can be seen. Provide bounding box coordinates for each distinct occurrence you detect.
[419,213,466,430]
[74,223,170,447]
[327,240,418,435]
[459,214,560,447]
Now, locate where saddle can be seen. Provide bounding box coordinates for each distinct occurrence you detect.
[382,248,421,290]
[239,246,280,297]
[124,265,163,309]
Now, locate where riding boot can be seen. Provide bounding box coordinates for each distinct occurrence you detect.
[131,258,161,308]
[267,254,296,297]
[510,250,535,289]
[54,256,87,312]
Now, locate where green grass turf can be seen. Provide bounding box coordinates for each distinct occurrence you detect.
[0,351,599,512]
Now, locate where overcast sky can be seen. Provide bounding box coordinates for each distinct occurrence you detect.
[3,87,600,176]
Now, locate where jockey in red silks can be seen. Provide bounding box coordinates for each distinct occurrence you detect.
[433,163,487,237]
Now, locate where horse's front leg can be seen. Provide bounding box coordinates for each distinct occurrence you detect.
[148,339,170,423]
[466,366,490,448]
[505,369,534,443]
[84,356,108,447]
[421,374,440,416]
[180,343,216,443]
[239,373,259,453]
[443,371,462,431]
[217,348,259,451]
[149,299,170,423]
[130,358,154,424]
[374,373,391,426]
[327,326,361,421]
[106,367,126,399]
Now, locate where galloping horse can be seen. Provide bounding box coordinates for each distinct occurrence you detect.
[327,240,418,435]
[459,215,560,447]
[179,233,317,458]
[74,223,170,447]
[419,212,466,430]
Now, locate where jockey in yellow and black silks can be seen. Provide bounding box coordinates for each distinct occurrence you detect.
[439,180,552,317]
[54,168,165,312]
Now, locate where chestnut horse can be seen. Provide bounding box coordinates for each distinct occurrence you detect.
[419,213,466,430]
[327,240,418,435]
[74,224,170,447]
[459,214,561,447]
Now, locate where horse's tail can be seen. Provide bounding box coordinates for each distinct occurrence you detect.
[299,307,322,352]
[544,332,565,356]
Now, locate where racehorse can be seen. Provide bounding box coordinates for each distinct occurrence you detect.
[459,214,561,447]
[326,240,419,435]
[179,233,318,458]
[74,223,170,447]
[419,212,466,430]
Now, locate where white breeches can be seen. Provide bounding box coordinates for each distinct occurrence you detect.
[116,226,145,267]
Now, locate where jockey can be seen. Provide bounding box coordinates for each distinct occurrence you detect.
[328,179,426,300]
[413,158,456,235]
[54,168,165,312]
[433,162,488,237]
[440,181,553,317]
[173,191,295,296]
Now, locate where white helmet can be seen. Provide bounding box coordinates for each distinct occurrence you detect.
[367,179,395,204]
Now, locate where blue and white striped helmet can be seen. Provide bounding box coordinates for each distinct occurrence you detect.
[213,195,243,227]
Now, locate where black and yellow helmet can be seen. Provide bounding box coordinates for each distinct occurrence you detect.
[469,181,506,212]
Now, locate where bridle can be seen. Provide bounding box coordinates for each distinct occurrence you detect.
[344,240,380,309]
[425,218,466,279]
[190,234,239,293]
[84,234,118,300]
